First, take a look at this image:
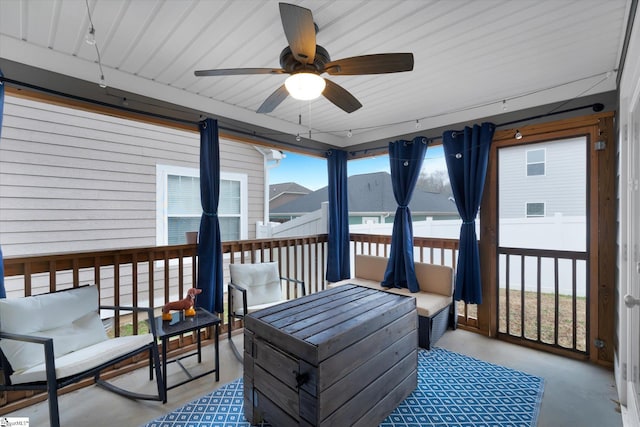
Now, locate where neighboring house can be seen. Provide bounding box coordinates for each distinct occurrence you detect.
[498,137,586,219]
[269,182,311,212]
[0,95,270,257]
[270,172,458,224]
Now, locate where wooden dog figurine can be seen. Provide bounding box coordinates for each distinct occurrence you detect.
[162,288,202,320]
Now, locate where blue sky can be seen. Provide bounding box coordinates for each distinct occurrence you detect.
[270,145,447,191]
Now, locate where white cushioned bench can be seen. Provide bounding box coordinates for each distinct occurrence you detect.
[329,254,457,349]
[0,285,164,427]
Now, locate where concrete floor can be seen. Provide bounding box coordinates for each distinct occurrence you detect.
[5,329,623,427]
[437,330,623,427]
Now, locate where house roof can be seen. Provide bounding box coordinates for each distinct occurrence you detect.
[269,182,312,201]
[271,172,457,216]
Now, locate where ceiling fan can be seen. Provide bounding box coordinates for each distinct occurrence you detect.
[194,2,414,114]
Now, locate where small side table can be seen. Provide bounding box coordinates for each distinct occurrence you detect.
[153,307,220,402]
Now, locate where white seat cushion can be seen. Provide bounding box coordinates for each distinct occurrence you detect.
[10,333,154,384]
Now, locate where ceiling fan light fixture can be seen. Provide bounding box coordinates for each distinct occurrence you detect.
[285,72,326,100]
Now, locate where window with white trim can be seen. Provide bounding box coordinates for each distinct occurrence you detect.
[156,165,247,244]
[526,148,545,176]
[526,202,545,217]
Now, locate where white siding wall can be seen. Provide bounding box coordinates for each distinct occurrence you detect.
[0,95,264,257]
[499,137,587,218]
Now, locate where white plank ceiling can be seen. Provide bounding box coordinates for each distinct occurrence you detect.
[0,0,632,148]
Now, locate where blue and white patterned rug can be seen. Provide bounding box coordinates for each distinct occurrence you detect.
[142,347,544,427]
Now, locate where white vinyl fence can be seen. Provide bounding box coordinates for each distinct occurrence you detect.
[263,207,587,297]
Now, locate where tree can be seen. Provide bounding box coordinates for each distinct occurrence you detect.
[417,170,452,196]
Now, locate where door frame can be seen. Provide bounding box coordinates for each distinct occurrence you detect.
[619,58,640,424]
[495,135,590,355]
[478,112,616,364]
[616,4,640,422]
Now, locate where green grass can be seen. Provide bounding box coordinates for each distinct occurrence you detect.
[106,321,149,338]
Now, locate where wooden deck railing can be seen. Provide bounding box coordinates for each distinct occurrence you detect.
[2,236,330,332]
[497,246,589,354]
[224,235,328,296]
[2,245,200,337]
[2,233,468,332]
[0,233,468,413]
[1,233,466,319]
[0,235,330,412]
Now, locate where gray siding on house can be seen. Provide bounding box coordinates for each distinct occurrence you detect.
[0,95,264,256]
[498,137,587,218]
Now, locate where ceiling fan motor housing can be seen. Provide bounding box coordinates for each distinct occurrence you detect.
[280,45,331,74]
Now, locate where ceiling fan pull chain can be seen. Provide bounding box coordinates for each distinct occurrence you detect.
[308,101,312,140]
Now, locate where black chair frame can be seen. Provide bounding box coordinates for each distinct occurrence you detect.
[227,276,305,360]
[0,304,165,427]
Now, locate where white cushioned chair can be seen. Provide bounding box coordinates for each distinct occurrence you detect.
[0,285,164,427]
[227,262,305,358]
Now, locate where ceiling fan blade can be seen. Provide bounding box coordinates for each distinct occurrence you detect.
[279,3,316,64]
[195,68,286,77]
[257,85,289,114]
[322,79,362,113]
[325,53,414,75]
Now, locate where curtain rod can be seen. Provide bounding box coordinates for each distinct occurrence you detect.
[0,76,606,158]
[0,76,200,126]
[348,102,605,157]
[0,75,329,155]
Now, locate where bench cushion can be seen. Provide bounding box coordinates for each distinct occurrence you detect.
[330,255,454,317]
[0,285,108,374]
[414,262,454,297]
[354,255,388,282]
[352,254,454,296]
[384,287,452,316]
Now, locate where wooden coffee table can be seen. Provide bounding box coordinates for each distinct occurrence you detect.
[243,284,418,426]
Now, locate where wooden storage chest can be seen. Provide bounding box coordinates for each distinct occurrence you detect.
[244,284,418,426]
